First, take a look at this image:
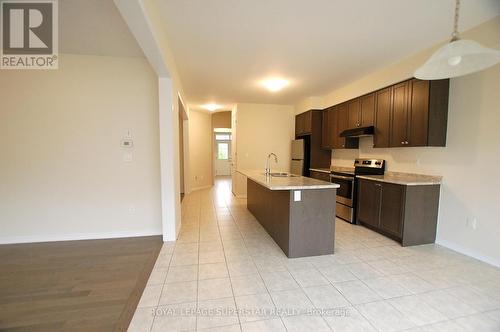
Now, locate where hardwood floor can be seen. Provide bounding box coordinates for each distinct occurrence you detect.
[0,236,163,332]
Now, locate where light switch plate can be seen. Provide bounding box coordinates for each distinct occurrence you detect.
[123,153,133,162]
[293,190,301,202]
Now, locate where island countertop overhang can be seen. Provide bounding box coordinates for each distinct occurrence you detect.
[238,170,340,191]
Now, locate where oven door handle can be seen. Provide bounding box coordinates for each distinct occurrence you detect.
[330,174,354,181]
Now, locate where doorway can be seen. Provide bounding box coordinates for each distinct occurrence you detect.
[178,97,187,200]
[214,132,232,176]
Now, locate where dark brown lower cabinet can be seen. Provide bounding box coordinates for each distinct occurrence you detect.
[356,180,381,229]
[309,170,331,182]
[356,179,440,246]
[379,182,405,238]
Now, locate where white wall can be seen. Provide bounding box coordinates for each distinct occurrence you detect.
[234,103,295,197]
[188,110,214,190]
[0,54,162,243]
[115,0,189,240]
[296,17,500,266]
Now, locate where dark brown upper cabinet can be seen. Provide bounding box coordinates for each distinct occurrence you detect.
[295,110,331,169]
[374,87,392,148]
[360,93,376,127]
[321,109,331,149]
[408,79,449,147]
[323,105,359,150]
[390,78,449,147]
[321,78,448,150]
[347,93,375,129]
[347,98,361,129]
[390,81,411,147]
[295,111,313,137]
[334,103,348,149]
[333,103,359,149]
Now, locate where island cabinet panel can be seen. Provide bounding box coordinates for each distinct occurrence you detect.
[247,179,290,252]
[289,188,336,258]
[356,179,440,246]
[246,178,336,258]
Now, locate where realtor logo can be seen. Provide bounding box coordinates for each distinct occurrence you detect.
[1,0,58,69]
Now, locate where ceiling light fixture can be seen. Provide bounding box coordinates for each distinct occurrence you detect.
[261,78,290,92]
[202,103,221,112]
[414,0,500,80]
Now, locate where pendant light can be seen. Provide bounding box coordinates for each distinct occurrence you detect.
[414,0,500,80]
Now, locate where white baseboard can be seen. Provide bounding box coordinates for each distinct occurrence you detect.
[0,229,163,245]
[436,238,500,268]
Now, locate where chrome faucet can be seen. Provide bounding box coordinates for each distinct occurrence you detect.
[265,153,278,176]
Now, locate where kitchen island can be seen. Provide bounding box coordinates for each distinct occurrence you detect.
[239,170,339,258]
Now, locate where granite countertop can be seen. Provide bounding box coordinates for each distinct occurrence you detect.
[309,167,331,173]
[238,170,340,191]
[331,166,355,174]
[356,172,442,186]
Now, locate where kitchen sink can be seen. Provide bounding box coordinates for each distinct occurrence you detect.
[264,172,298,177]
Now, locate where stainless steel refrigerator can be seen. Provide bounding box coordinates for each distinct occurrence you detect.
[290,139,309,176]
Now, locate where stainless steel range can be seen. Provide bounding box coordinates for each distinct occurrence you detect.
[330,159,385,224]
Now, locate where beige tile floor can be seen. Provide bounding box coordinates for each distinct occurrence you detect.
[129,177,500,332]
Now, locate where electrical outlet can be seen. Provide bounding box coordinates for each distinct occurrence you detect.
[466,216,478,230]
[123,153,133,162]
[471,218,477,230]
[129,205,136,214]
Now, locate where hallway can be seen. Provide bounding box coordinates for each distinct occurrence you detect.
[129,179,500,331]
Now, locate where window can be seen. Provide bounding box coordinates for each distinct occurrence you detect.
[215,134,231,141]
[217,143,229,160]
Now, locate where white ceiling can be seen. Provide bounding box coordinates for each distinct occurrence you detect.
[59,0,144,57]
[154,0,500,107]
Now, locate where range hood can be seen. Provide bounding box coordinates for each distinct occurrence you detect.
[340,126,374,138]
